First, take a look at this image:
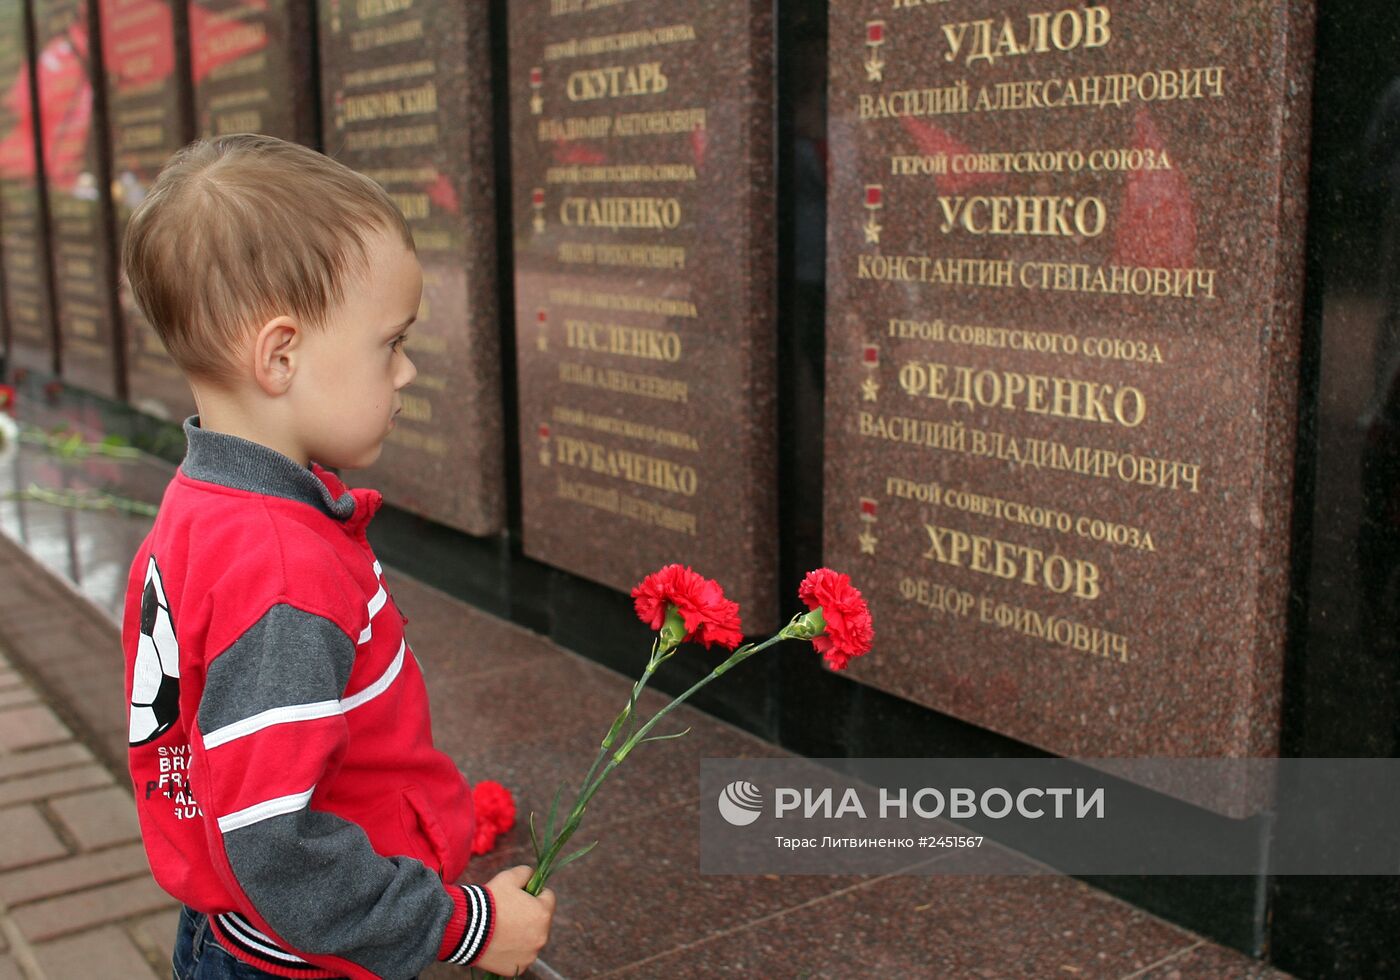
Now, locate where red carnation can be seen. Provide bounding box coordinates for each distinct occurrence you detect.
[0,384,14,413]
[470,780,516,856]
[797,568,874,671]
[631,564,743,650]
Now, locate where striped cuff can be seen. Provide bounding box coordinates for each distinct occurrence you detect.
[438,884,495,966]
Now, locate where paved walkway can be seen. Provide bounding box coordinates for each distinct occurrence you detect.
[0,647,177,980]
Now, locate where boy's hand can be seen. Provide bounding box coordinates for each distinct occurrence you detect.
[475,865,556,976]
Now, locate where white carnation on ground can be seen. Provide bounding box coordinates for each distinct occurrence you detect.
[0,414,17,465]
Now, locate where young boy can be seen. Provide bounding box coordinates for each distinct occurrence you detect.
[119,134,555,979]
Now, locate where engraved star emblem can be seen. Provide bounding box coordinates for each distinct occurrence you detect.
[861,376,880,402]
[530,94,543,115]
[863,216,882,245]
[859,530,878,555]
[865,54,884,83]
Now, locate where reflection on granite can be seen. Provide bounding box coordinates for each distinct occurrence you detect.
[0,404,167,624]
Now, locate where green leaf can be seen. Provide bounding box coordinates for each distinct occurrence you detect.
[543,780,566,844]
[637,726,692,745]
[551,839,599,874]
[528,811,543,864]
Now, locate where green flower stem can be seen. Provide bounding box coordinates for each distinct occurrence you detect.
[525,628,798,895]
[4,484,158,517]
[576,632,669,799]
[480,614,820,980]
[574,606,690,796]
[19,428,140,459]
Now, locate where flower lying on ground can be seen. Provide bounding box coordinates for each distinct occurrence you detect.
[470,780,516,856]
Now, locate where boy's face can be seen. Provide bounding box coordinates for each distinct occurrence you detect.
[291,226,422,469]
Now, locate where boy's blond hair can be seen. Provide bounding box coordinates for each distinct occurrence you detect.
[123,134,415,385]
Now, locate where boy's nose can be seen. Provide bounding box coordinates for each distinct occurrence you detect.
[398,354,418,387]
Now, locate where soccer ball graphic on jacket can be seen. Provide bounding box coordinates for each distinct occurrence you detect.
[129,556,180,746]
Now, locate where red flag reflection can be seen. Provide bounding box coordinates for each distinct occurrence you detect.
[1112,109,1197,268]
[189,0,269,83]
[34,14,92,193]
[0,58,37,180]
[898,116,1001,194]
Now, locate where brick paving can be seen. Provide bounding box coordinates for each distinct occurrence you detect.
[0,648,175,980]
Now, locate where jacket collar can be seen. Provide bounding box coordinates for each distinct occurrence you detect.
[179,415,362,523]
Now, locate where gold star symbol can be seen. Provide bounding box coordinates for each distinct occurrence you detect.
[862,376,880,402]
[859,530,878,555]
[530,94,543,115]
[540,448,551,466]
[536,334,548,352]
[533,215,545,233]
[863,216,882,245]
[865,55,884,83]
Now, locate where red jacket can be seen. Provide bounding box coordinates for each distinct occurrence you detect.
[123,418,493,979]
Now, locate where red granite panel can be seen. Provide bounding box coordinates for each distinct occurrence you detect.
[188,0,316,146]
[101,0,194,421]
[605,871,1202,979]
[824,2,1316,758]
[509,0,779,625]
[33,0,123,398]
[0,0,58,377]
[318,0,506,537]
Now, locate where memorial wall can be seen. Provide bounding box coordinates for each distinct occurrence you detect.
[0,1,1318,751]
[0,0,56,375]
[824,0,1313,757]
[3,4,1399,972]
[33,0,121,398]
[101,0,192,421]
[318,0,506,536]
[509,0,778,622]
[190,0,317,145]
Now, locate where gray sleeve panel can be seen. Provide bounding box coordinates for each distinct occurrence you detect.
[198,604,356,733]
[199,603,450,975]
[223,809,452,978]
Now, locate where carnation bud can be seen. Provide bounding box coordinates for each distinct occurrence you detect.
[659,604,687,652]
[785,607,826,641]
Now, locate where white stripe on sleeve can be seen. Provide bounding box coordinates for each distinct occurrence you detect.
[217,786,316,834]
[202,700,343,749]
[341,640,405,711]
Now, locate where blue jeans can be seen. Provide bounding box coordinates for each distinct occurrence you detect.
[172,906,288,980]
[172,907,420,980]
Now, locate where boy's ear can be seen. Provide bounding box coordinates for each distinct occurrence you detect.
[251,315,300,395]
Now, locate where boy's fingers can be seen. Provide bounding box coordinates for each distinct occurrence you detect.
[503,864,533,886]
[538,887,557,912]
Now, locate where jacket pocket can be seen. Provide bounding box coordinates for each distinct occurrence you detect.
[399,785,451,876]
